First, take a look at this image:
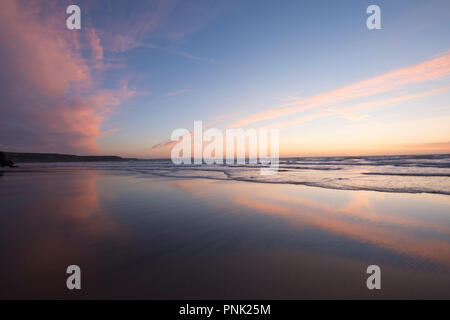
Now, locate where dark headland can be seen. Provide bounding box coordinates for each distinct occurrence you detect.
[1,151,138,164]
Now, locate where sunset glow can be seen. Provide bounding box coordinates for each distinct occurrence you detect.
[0,0,449,158]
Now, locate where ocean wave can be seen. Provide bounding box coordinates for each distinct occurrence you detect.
[6,154,450,196]
[137,170,450,196]
[363,172,450,177]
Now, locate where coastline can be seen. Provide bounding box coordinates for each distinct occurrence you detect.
[1,168,449,299]
[2,151,139,163]
[1,154,449,196]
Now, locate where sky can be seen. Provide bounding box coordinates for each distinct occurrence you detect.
[0,0,449,158]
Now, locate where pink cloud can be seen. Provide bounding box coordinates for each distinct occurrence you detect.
[231,54,450,128]
[0,0,91,96]
[149,112,243,152]
[268,87,449,129]
[87,29,105,70]
[150,139,182,151]
[0,0,135,154]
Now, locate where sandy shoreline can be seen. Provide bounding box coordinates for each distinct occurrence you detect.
[1,167,449,299]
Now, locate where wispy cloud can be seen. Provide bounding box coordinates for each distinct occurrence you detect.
[150,137,186,151]
[231,54,450,128]
[149,111,242,152]
[94,0,217,62]
[166,89,190,97]
[101,0,176,52]
[268,87,449,129]
[138,42,215,62]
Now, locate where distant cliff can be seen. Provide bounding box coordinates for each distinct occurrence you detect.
[3,152,138,163]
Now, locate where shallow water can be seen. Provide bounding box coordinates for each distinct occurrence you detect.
[0,162,449,299]
[6,154,450,195]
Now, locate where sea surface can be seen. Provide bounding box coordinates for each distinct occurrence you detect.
[8,154,450,195]
[0,155,449,299]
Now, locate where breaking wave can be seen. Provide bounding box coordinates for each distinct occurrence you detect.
[4,154,450,195]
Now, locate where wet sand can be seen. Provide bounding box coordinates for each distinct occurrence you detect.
[0,168,449,299]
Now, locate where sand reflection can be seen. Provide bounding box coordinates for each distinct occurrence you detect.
[0,170,126,297]
[171,179,450,267]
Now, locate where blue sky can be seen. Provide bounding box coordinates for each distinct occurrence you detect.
[1,0,449,157]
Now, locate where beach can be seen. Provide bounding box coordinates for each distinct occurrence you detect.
[1,0,450,306]
[1,160,449,299]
